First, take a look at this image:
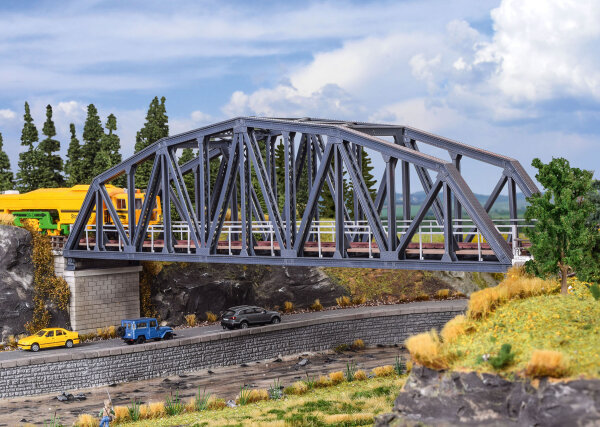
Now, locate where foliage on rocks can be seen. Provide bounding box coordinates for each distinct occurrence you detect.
[22,220,70,334]
[139,261,163,318]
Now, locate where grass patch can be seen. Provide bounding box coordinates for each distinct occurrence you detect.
[404,268,600,378]
[114,376,404,426]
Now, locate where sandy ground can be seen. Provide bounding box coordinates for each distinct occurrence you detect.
[1,346,405,426]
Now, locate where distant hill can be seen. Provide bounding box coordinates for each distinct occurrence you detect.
[380,191,528,220]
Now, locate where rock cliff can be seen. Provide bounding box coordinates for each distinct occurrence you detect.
[376,366,600,426]
[0,225,34,341]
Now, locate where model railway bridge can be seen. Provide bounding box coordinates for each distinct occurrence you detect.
[63,117,538,272]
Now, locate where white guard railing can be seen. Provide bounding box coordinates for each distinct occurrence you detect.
[82,218,534,262]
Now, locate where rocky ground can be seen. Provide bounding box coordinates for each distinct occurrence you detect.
[375,366,600,426]
[1,346,404,426]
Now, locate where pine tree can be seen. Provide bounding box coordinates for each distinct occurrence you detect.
[16,102,42,192]
[0,132,14,191]
[80,104,105,184]
[101,113,123,186]
[274,141,286,211]
[135,96,169,189]
[65,124,83,186]
[38,105,64,188]
[92,149,111,180]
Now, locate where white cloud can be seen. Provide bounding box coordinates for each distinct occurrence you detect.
[0,109,16,121]
[472,0,600,102]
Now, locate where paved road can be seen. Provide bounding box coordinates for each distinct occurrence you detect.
[0,300,466,363]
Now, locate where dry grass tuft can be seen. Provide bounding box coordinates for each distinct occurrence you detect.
[415,293,430,301]
[207,397,226,410]
[184,398,196,413]
[351,338,365,351]
[441,314,470,343]
[95,326,117,340]
[315,375,331,388]
[405,329,449,370]
[283,301,294,313]
[0,213,15,226]
[324,413,373,424]
[246,389,270,403]
[436,289,450,298]
[291,381,308,395]
[468,267,553,319]
[372,365,395,377]
[113,406,130,422]
[354,369,368,380]
[336,295,352,307]
[351,295,367,305]
[148,401,165,418]
[328,371,344,384]
[185,314,197,327]
[310,299,324,311]
[205,311,218,322]
[139,404,150,419]
[525,350,570,378]
[74,413,99,427]
[405,361,413,373]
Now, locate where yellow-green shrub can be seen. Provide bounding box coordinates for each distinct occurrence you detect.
[310,299,324,311]
[205,311,218,322]
[372,365,395,377]
[351,338,365,350]
[436,289,450,298]
[351,295,366,305]
[283,301,294,313]
[405,329,448,370]
[336,295,351,307]
[329,371,344,384]
[185,314,197,327]
[525,350,570,378]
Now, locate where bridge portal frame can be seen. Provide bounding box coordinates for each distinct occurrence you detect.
[63,117,538,272]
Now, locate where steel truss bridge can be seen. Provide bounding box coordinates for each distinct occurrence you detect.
[64,117,539,272]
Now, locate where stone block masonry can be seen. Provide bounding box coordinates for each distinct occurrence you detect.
[54,256,141,334]
[0,302,465,398]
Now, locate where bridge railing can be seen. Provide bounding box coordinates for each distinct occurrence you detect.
[79,218,534,263]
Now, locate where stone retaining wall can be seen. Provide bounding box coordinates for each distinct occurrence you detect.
[0,302,465,398]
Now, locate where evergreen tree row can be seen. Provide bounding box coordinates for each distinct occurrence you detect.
[0,102,125,192]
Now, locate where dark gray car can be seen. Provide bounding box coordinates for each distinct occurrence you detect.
[221,305,281,330]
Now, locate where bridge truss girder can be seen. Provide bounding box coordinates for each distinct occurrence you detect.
[63,117,539,272]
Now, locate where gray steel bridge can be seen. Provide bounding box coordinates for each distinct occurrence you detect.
[63,117,539,272]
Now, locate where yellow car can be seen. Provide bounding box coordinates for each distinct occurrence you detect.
[18,328,80,352]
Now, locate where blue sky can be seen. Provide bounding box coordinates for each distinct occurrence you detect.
[0,0,598,194]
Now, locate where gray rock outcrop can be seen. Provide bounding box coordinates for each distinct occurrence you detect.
[0,225,34,341]
[375,365,600,426]
[150,263,347,325]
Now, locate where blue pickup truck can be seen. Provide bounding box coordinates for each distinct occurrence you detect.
[119,318,174,345]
